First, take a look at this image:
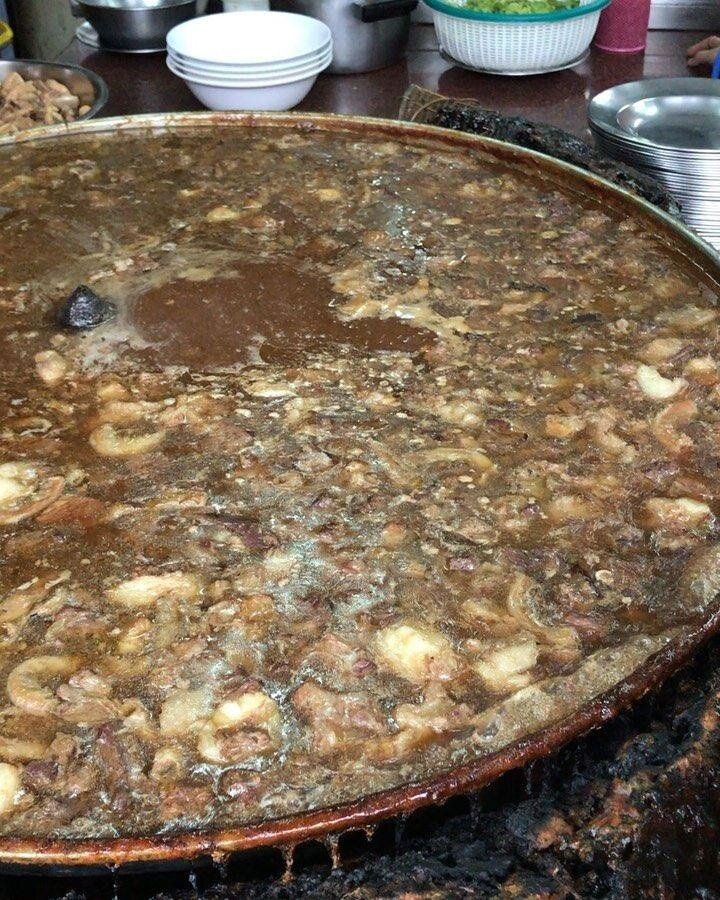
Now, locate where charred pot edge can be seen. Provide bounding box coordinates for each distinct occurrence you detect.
[0,607,718,870]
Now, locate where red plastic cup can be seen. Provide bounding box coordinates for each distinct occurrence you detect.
[593,0,652,53]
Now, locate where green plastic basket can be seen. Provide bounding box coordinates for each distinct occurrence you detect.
[425,0,608,23]
[426,0,609,73]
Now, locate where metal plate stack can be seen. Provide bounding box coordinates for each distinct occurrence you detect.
[589,78,720,252]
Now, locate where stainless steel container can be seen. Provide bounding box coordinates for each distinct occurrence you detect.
[69,0,197,52]
[0,59,108,119]
[272,0,418,73]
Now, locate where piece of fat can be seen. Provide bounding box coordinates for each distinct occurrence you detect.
[374,623,458,683]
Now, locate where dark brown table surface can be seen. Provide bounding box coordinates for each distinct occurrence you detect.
[58,25,705,137]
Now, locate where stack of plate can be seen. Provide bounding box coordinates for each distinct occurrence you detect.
[166,11,332,111]
[589,78,720,252]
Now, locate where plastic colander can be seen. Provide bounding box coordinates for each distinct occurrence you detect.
[425,0,610,74]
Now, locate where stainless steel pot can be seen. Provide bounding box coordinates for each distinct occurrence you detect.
[272,0,418,73]
[69,0,197,52]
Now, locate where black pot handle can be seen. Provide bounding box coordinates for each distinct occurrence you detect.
[353,0,418,22]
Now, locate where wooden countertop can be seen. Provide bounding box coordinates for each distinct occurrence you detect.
[58,25,706,137]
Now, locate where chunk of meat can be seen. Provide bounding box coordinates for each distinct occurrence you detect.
[0,572,70,625]
[639,338,685,364]
[650,399,697,457]
[6,655,79,716]
[0,462,65,525]
[34,350,68,386]
[150,746,186,783]
[197,726,276,764]
[635,364,686,400]
[89,423,165,457]
[56,670,119,726]
[35,495,107,528]
[546,495,599,524]
[0,731,49,764]
[682,543,720,612]
[641,497,713,532]
[367,683,473,764]
[469,636,539,692]
[197,686,282,764]
[0,763,21,815]
[505,574,578,649]
[94,724,150,815]
[292,681,388,754]
[545,414,585,439]
[590,410,636,463]
[299,633,376,682]
[21,758,59,795]
[159,689,211,736]
[106,572,202,607]
[45,606,108,642]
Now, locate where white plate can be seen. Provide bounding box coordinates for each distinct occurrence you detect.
[616,95,720,152]
[589,78,720,156]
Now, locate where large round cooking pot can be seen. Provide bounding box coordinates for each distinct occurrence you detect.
[0,112,718,874]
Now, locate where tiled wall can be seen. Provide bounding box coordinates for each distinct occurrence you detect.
[650,0,720,30]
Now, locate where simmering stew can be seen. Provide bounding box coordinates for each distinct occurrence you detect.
[0,124,719,841]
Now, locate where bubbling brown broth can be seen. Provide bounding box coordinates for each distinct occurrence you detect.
[0,123,718,845]
[132,261,434,369]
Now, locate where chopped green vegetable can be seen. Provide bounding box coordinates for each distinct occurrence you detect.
[462,0,579,13]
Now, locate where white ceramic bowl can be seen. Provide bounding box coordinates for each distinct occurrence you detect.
[167,50,332,85]
[167,42,331,76]
[166,10,331,65]
[179,72,320,110]
[169,37,332,70]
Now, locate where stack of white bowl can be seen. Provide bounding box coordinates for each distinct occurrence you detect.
[166,11,332,111]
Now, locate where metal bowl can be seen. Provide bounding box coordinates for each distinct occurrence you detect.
[70,0,197,52]
[0,59,108,122]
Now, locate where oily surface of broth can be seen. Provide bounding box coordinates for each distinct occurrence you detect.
[0,123,719,842]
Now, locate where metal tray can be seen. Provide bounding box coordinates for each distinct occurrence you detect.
[589,77,720,155]
[0,111,719,873]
